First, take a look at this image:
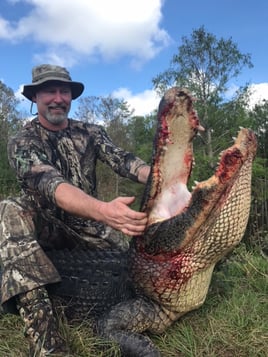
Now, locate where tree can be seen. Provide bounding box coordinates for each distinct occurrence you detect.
[75,95,135,199]
[245,100,268,250]
[75,95,134,147]
[152,26,253,165]
[75,95,101,124]
[0,81,22,197]
[127,113,156,163]
[249,99,268,158]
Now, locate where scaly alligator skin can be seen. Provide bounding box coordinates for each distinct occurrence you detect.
[0,88,257,357]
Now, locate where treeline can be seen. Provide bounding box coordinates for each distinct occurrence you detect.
[0,81,23,197]
[0,26,267,252]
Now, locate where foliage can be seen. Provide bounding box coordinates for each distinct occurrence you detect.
[75,95,102,123]
[152,25,253,103]
[75,95,156,206]
[244,100,268,250]
[0,81,22,198]
[153,26,253,168]
[248,99,268,158]
[127,114,157,163]
[75,95,134,125]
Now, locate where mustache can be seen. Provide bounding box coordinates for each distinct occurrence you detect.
[48,105,67,110]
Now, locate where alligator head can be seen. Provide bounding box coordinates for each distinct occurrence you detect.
[130,87,257,317]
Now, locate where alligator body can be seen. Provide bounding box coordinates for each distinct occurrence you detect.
[1,88,257,356]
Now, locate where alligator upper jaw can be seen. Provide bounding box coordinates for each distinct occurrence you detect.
[141,87,204,226]
[140,127,257,255]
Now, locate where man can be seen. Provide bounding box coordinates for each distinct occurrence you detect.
[0,64,150,355]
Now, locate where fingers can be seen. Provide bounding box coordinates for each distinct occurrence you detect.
[122,212,148,236]
[107,196,148,236]
[112,197,146,221]
[117,196,136,205]
[116,211,147,236]
[125,210,147,223]
[121,224,146,237]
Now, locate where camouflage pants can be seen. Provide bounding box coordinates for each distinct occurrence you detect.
[0,196,127,311]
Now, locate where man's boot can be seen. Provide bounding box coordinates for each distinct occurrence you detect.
[16,286,68,356]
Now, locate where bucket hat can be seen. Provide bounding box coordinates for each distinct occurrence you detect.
[22,64,84,101]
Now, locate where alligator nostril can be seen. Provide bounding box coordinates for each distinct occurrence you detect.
[177,91,185,97]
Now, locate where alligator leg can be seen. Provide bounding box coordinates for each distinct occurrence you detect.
[97,296,173,356]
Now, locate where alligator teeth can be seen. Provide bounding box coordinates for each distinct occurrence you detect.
[192,180,199,189]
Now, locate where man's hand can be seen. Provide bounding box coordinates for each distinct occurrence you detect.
[55,183,148,236]
[99,196,148,236]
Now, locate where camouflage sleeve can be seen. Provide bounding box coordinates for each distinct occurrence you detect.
[8,129,67,205]
[93,125,147,182]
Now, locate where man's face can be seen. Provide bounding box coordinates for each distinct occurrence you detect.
[34,82,72,126]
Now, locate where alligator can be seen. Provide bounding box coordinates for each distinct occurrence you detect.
[0,88,257,356]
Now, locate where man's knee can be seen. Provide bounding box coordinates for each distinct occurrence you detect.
[0,197,36,240]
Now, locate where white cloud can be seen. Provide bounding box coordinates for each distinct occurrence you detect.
[112,87,160,116]
[248,83,268,108]
[0,0,170,67]
[221,82,268,109]
[112,82,268,117]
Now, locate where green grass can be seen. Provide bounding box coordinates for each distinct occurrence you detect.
[0,244,267,357]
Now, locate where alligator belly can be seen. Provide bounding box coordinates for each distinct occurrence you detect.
[46,248,134,319]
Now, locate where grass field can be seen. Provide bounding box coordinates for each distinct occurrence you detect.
[0,244,267,357]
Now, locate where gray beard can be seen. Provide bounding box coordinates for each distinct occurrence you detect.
[45,112,68,125]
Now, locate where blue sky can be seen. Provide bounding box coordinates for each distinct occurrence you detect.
[1,0,268,116]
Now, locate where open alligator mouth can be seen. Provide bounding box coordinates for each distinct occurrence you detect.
[135,88,257,257]
[128,87,257,315]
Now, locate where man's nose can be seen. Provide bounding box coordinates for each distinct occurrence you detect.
[53,91,64,102]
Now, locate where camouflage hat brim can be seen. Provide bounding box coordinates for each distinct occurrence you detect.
[22,64,85,101]
[22,79,84,100]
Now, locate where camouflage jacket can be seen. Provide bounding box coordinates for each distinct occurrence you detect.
[8,117,146,233]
